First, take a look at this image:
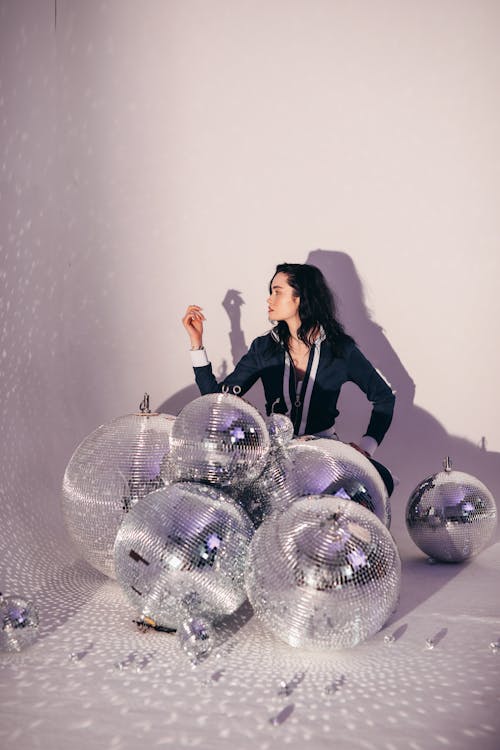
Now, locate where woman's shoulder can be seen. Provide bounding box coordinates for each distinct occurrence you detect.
[248,330,282,356]
[322,333,356,359]
[341,337,357,356]
[251,329,280,346]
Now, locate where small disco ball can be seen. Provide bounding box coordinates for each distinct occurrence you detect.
[0,594,39,652]
[178,616,216,663]
[406,457,497,562]
[286,439,390,527]
[245,495,401,649]
[162,392,270,488]
[229,442,300,526]
[62,400,174,578]
[228,414,298,526]
[266,413,294,448]
[114,481,254,630]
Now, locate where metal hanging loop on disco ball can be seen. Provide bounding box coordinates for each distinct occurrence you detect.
[136,391,163,417]
[406,457,497,563]
[443,456,452,472]
[139,393,152,414]
[221,384,242,396]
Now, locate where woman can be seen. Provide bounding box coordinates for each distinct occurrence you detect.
[182,263,396,492]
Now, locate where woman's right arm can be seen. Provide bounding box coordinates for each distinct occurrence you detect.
[182,305,263,396]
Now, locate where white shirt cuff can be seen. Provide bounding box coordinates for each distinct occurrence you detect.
[190,348,210,367]
[359,435,378,456]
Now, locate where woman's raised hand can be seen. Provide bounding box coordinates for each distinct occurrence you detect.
[182,305,205,348]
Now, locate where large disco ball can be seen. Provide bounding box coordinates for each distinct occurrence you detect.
[406,457,497,562]
[114,482,254,630]
[62,409,174,578]
[287,439,390,527]
[0,594,39,652]
[245,495,401,649]
[162,392,270,487]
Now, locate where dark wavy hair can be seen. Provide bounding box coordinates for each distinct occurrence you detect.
[269,262,354,353]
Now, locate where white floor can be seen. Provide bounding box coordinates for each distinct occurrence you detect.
[1,468,499,750]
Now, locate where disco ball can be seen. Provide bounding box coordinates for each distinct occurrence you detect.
[406,457,497,562]
[161,392,270,488]
[178,616,216,663]
[286,439,390,527]
[266,413,294,448]
[245,495,401,649]
[0,594,39,652]
[229,414,299,526]
[114,481,254,630]
[62,405,174,578]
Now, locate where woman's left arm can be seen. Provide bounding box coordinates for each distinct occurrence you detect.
[347,346,396,450]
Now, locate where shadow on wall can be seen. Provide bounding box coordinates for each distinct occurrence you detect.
[306,250,500,498]
[157,248,500,504]
[157,248,500,615]
[157,289,248,420]
[305,250,500,621]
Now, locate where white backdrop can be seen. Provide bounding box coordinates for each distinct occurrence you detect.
[1,2,499,749]
[3,0,500,448]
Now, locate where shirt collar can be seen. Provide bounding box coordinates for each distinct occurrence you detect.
[270,325,326,344]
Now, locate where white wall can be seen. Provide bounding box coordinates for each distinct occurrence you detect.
[1,0,500,553]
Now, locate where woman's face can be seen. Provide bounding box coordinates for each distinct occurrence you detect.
[267,272,300,326]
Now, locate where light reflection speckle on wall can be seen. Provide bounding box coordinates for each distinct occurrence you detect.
[1,1,499,749]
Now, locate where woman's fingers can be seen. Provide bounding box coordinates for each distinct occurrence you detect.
[182,306,205,322]
[182,305,206,339]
